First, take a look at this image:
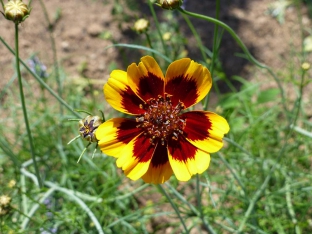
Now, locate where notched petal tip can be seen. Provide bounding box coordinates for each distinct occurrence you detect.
[104,70,145,115]
[127,56,165,101]
[165,58,212,108]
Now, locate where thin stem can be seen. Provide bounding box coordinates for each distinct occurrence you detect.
[181,13,208,63]
[178,7,290,122]
[237,48,307,234]
[148,1,169,59]
[44,181,105,234]
[204,0,221,109]
[196,175,217,234]
[0,36,80,118]
[15,23,42,188]
[20,188,56,230]
[145,32,156,58]
[38,0,63,115]
[217,152,247,198]
[156,184,189,233]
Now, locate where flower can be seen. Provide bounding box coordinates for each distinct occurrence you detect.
[162,32,172,41]
[96,56,229,184]
[133,18,149,34]
[79,115,103,143]
[28,56,48,79]
[157,0,183,10]
[7,179,16,188]
[301,62,310,71]
[0,195,11,207]
[3,0,30,24]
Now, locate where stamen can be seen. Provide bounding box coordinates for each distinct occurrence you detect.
[136,94,186,145]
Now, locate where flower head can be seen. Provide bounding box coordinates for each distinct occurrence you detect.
[0,195,11,207]
[133,18,149,34]
[28,56,48,79]
[157,0,183,10]
[96,56,229,184]
[79,115,103,143]
[3,0,30,24]
[301,62,310,71]
[8,179,16,188]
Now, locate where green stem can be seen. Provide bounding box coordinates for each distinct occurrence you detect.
[178,7,290,121]
[15,23,42,188]
[181,13,208,63]
[0,36,80,118]
[148,1,169,59]
[204,0,221,109]
[145,32,156,58]
[38,0,63,115]
[237,49,306,234]
[196,175,217,234]
[156,184,189,233]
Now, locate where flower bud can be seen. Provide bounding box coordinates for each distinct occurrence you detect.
[301,62,310,71]
[3,0,30,24]
[79,116,103,143]
[8,180,16,188]
[0,195,11,207]
[133,18,149,34]
[157,0,182,10]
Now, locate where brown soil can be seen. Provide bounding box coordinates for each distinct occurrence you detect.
[1,1,311,86]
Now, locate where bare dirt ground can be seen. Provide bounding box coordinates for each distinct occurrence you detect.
[0,1,311,86]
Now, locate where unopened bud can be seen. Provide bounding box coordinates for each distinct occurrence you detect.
[301,62,310,71]
[157,0,182,10]
[8,180,16,188]
[133,18,149,34]
[3,0,30,24]
[79,116,103,142]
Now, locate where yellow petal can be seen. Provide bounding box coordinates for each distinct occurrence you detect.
[127,56,165,101]
[142,160,173,184]
[117,134,155,181]
[182,111,229,153]
[104,70,145,115]
[165,58,212,108]
[96,118,142,157]
[141,143,173,184]
[168,139,211,181]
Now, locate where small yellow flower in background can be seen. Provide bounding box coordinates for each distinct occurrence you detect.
[79,115,103,143]
[0,195,11,207]
[157,0,183,10]
[133,18,149,34]
[301,62,310,71]
[96,56,229,184]
[162,32,172,41]
[2,0,30,24]
[8,179,16,188]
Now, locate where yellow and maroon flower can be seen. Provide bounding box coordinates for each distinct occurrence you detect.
[96,56,229,184]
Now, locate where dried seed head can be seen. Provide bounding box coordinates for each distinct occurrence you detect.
[79,115,103,142]
[3,0,30,24]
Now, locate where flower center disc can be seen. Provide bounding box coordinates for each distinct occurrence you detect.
[136,94,186,145]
